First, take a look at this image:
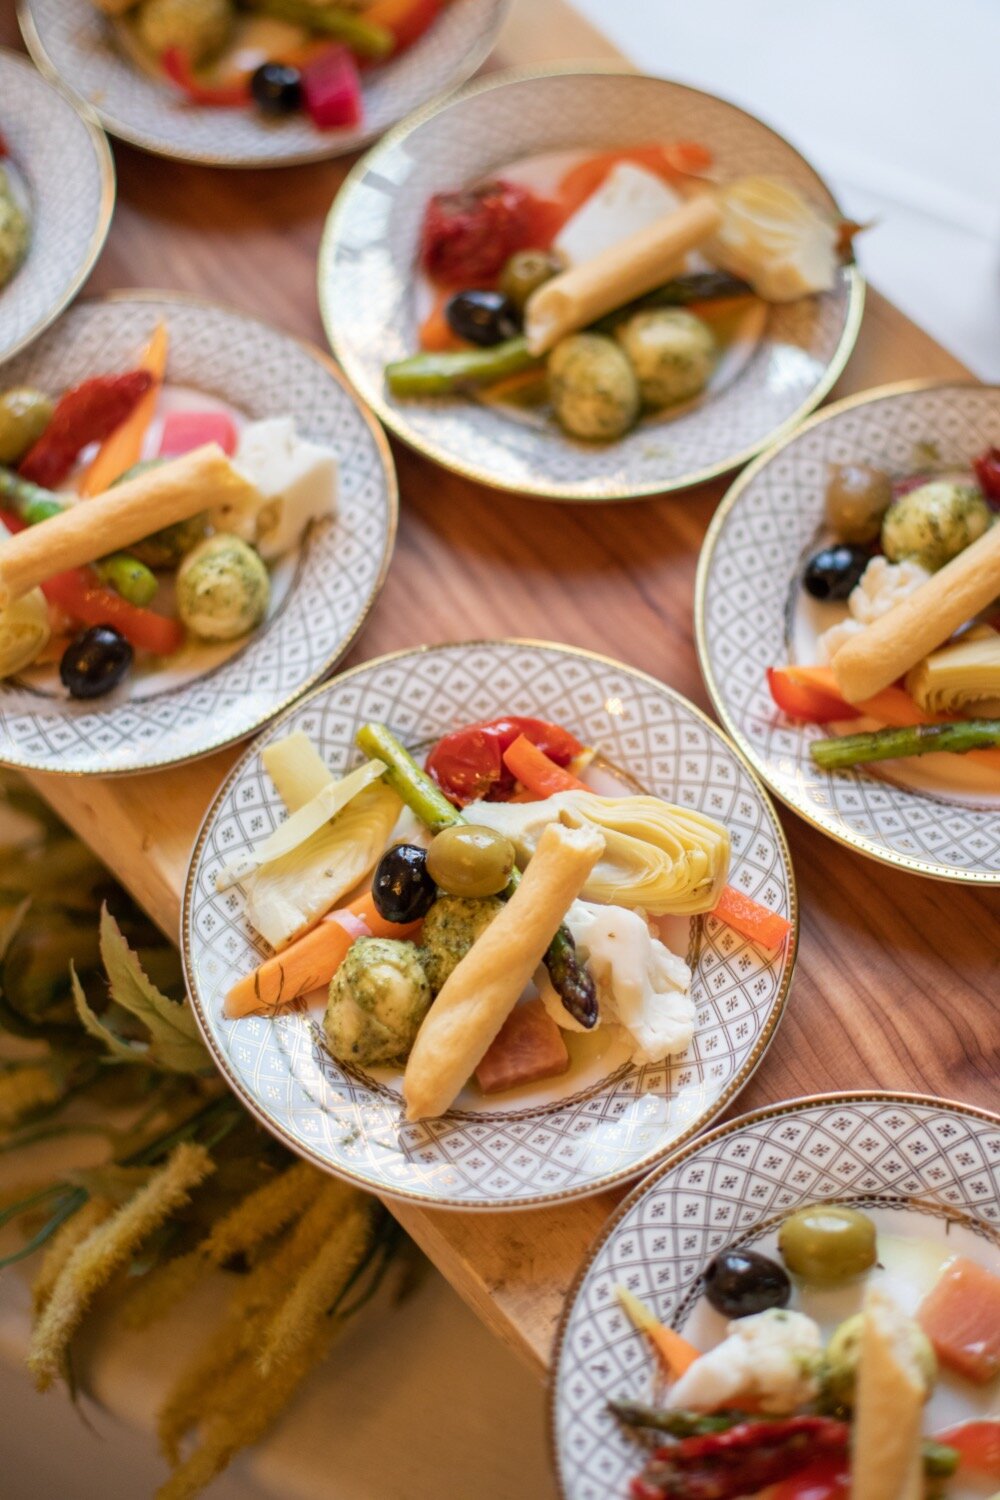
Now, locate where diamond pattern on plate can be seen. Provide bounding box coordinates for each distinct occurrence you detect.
[184,642,796,1208]
[699,383,1000,881]
[0,50,112,364]
[19,0,510,166]
[553,1095,1000,1500]
[321,69,862,499]
[0,295,396,774]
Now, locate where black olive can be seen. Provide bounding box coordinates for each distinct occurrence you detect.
[250,62,303,116]
[445,290,522,348]
[704,1248,791,1318]
[59,625,133,700]
[371,844,436,925]
[803,544,871,602]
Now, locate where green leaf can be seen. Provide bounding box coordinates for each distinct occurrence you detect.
[98,907,212,1076]
[71,962,144,1065]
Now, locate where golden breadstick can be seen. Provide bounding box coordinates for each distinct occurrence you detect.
[850,1287,925,1500]
[831,523,1000,703]
[403,819,605,1121]
[0,445,261,607]
[524,195,722,355]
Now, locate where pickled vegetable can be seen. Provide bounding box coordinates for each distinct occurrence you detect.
[824,462,892,543]
[778,1205,876,1284]
[445,290,521,348]
[0,389,54,465]
[176,534,270,641]
[59,626,133,700]
[138,0,234,67]
[385,337,541,397]
[426,824,515,898]
[822,1312,936,1411]
[499,249,563,310]
[324,937,430,1067]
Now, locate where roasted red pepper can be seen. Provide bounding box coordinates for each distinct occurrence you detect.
[160,47,251,107]
[19,371,154,488]
[767,1455,850,1500]
[630,1416,849,1500]
[420,179,556,286]
[426,715,585,805]
[933,1419,1000,1477]
[766,666,859,724]
[973,446,1000,505]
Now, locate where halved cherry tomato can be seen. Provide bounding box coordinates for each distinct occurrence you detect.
[973,445,1000,504]
[426,715,585,805]
[766,666,860,723]
[932,1419,1000,1477]
[160,47,250,107]
[766,1455,849,1500]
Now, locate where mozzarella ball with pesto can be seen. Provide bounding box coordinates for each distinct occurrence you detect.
[616,309,715,408]
[324,938,431,1067]
[548,333,639,441]
[176,534,270,642]
[881,481,992,572]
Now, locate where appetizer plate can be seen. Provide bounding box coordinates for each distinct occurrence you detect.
[319,66,864,501]
[696,381,1000,884]
[0,49,114,366]
[17,0,511,168]
[184,640,797,1210]
[0,292,396,775]
[551,1091,1000,1500]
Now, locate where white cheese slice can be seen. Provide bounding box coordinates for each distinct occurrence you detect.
[227,416,338,561]
[554,162,684,269]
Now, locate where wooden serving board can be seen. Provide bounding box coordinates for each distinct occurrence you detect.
[3,0,997,1380]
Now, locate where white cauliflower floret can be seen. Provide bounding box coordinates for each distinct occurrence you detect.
[668,1308,822,1415]
[819,555,930,662]
[537,900,694,1065]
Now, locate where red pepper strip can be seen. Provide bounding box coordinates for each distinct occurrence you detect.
[41,569,184,657]
[633,1417,848,1500]
[160,48,251,107]
[19,371,154,489]
[767,666,861,724]
[932,1419,1000,1477]
[502,734,590,798]
[712,885,792,950]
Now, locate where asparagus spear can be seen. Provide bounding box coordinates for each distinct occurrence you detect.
[242,0,394,58]
[810,720,1000,770]
[590,270,754,334]
[355,721,599,1028]
[608,1401,749,1437]
[0,466,158,607]
[385,337,542,398]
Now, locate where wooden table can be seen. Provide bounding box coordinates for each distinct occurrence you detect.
[3,0,997,1382]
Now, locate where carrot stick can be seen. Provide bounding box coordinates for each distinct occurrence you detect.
[225,891,421,1019]
[713,886,792,950]
[615,1286,701,1378]
[502,734,590,797]
[79,321,169,496]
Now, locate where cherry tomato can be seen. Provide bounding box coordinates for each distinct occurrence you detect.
[425,715,585,805]
[420,179,557,287]
[973,446,1000,504]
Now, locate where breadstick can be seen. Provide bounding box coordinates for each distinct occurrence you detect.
[524,195,722,355]
[831,523,1000,703]
[0,444,261,607]
[403,819,605,1121]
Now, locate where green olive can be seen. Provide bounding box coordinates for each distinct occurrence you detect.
[425,824,515,899]
[0,388,54,464]
[499,249,563,310]
[823,462,892,543]
[778,1205,876,1285]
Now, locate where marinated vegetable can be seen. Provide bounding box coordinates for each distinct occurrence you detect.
[0,389,54,465]
[425,824,515,898]
[371,843,437,925]
[778,1205,876,1284]
[176,533,270,641]
[419,179,547,287]
[810,719,1000,769]
[18,371,154,489]
[445,290,521,348]
[323,936,431,1067]
[907,626,1000,715]
[704,1248,791,1319]
[385,337,541,398]
[881,480,992,572]
[0,166,28,291]
[615,308,715,408]
[420,894,503,993]
[548,332,639,441]
[136,0,234,68]
[823,462,893,543]
[499,249,564,310]
[59,625,133,700]
[803,544,870,603]
[0,579,49,680]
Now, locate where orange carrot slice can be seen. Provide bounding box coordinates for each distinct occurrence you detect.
[80,321,169,496]
[502,734,590,798]
[713,886,792,950]
[615,1286,701,1378]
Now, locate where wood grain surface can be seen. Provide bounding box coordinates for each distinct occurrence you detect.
[3,0,997,1379]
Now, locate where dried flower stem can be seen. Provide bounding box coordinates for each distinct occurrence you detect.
[32,1196,115,1315]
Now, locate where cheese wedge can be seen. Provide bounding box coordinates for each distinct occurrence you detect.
[851,1287,926,1500]
[524,195,722,355]
[554,163,684,269]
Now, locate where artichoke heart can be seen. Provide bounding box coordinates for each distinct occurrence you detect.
[244,782,401,950]
[906,625,1000,717]
[464,789,730,916]
[0,587,49,679]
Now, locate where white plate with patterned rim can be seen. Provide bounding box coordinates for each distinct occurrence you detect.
[17,0,510,168]
[319,66,864,502]
[0,291,396,776]
[552,1091,1000,1500]
[0,49,114,366]
[183,639,798,1211]
[696,381,1000,885]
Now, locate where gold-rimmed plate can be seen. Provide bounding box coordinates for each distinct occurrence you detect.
[183,639,798,1210]
[319,66,864,501]
[551,1090,1000,1498]
[0,48,114,365]
[18,0,511,168]
[0,292,397,776]
[696,380,1000,884]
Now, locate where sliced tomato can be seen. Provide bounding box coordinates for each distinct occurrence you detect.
[426,715,586,805]
[767,1456,849,1500]
[767,666,859,723]
[932,1419,1000,1477]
